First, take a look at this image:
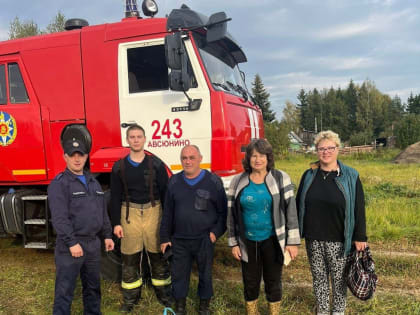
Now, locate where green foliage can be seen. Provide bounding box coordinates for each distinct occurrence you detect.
[281,100,300,134]
[407,93,420,114]
[395,114,420,148]
[8,12,66,40]
[251,74,275,123]
[264,121,289,156]
[9,17,40,39]
[348,130,374,146]
[297,79,406,144]
[45,11,66,34]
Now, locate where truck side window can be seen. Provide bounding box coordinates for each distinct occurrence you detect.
[127,44,197,93]
[0,65,6,105]
[127,45,169,93]
[8,63,29,104]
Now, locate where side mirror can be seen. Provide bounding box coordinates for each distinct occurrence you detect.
[169,69,191,92]
[165,33,182,70]
[206,12,229,43]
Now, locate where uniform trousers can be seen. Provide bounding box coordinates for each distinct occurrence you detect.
[53,237,102,315]
[171,236,215,300]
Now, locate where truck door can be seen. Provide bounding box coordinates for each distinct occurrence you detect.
[118,38,211,172]
[0,56,46,182]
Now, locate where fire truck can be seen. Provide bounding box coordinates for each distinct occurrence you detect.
[0,0,263,277]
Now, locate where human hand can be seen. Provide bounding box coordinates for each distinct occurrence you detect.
[232,246,242,261]
[285,245,298,260]
[70,243,83,257]
[354,241,367,252]
[161,242,172,253]
[104,239,114,251]
[209,232,216,243]
[113,225,124,238]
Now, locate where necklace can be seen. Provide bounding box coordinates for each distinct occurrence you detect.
[321,170,332,180]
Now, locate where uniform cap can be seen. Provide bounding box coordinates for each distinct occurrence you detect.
[63,139,88,155]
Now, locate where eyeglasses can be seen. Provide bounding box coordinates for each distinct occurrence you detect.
[317,146,337,153]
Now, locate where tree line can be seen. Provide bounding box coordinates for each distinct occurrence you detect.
[251,75,420,152]
[8,12,65,39]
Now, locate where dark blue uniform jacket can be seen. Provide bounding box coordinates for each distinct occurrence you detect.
[48,168,112,249]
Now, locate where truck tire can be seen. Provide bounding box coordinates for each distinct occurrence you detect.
[0,189,41,235]
[60,124,92,154]
[101,235,122,282]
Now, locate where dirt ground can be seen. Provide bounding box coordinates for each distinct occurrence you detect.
[394,141,420,163]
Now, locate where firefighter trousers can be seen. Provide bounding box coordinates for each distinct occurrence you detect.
[120,202,171,306]
[53,237,101,315]
[121,251,172,306]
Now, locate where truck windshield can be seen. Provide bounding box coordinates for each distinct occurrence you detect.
[193,33,248,99]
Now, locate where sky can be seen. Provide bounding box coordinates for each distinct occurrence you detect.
[0,0,419,119]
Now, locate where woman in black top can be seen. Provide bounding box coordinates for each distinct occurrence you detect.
[296,130,367,315]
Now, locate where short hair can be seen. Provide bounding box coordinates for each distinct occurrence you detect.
[314,130,341,148]
[126,124,145,138]
[242,139,275,173]
[180,144,202,158]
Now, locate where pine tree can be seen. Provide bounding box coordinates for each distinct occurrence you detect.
[407,93,420,114]
[251,74,275,123]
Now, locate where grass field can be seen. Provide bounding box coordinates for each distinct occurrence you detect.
[0,149,419,314]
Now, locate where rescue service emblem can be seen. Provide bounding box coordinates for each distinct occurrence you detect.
[0,111,17,146]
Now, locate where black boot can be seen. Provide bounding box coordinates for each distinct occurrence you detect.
[175,298,187,315]
[199,299,211,315]
[120,253,142,313]
[154,284,173,307]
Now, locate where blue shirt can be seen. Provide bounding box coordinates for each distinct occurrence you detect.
[182,169,205,186]
[240,180,273,241]
[127,155,140,167]
[77,175,87,188]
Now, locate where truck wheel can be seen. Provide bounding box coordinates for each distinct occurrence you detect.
[101,235,122,282]
[60,124,92,153]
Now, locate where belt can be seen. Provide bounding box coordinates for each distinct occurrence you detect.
[125,200,160,210]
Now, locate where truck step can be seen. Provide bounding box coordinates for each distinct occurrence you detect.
[24,242,49,249]
[21,195,48,201]
[24,219,47,225]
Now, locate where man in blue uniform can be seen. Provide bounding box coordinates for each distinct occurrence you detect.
[48,139,114,315]
[160,145,227,315]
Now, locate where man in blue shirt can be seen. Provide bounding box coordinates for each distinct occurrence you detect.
[160,145,227,315]
[48,139,114,315]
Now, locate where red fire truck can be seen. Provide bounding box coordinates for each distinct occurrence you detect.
[0,0,263,273]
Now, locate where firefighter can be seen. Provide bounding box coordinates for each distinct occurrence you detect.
[110,124,172,312]
[48,139,114,315]
[160,145,227,315]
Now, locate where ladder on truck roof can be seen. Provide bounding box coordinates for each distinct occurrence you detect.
[21,195,51,249]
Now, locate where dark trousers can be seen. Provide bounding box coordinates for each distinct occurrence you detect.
[171,236,215,300]
[53,238,102,315]
[241,236,283,302]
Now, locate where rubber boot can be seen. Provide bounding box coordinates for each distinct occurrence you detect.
[154,284,173,307]
[198,299,211,315]
[148,251,173,306]
[175,298,187,315]
[245,299,259,315]
[268,301,281,315]
[120,252,142,313]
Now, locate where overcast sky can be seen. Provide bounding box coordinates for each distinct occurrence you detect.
[0,0,419,119]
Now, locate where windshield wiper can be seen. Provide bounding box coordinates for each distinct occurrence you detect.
[212,82,231,91]
[226,81,248,102]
